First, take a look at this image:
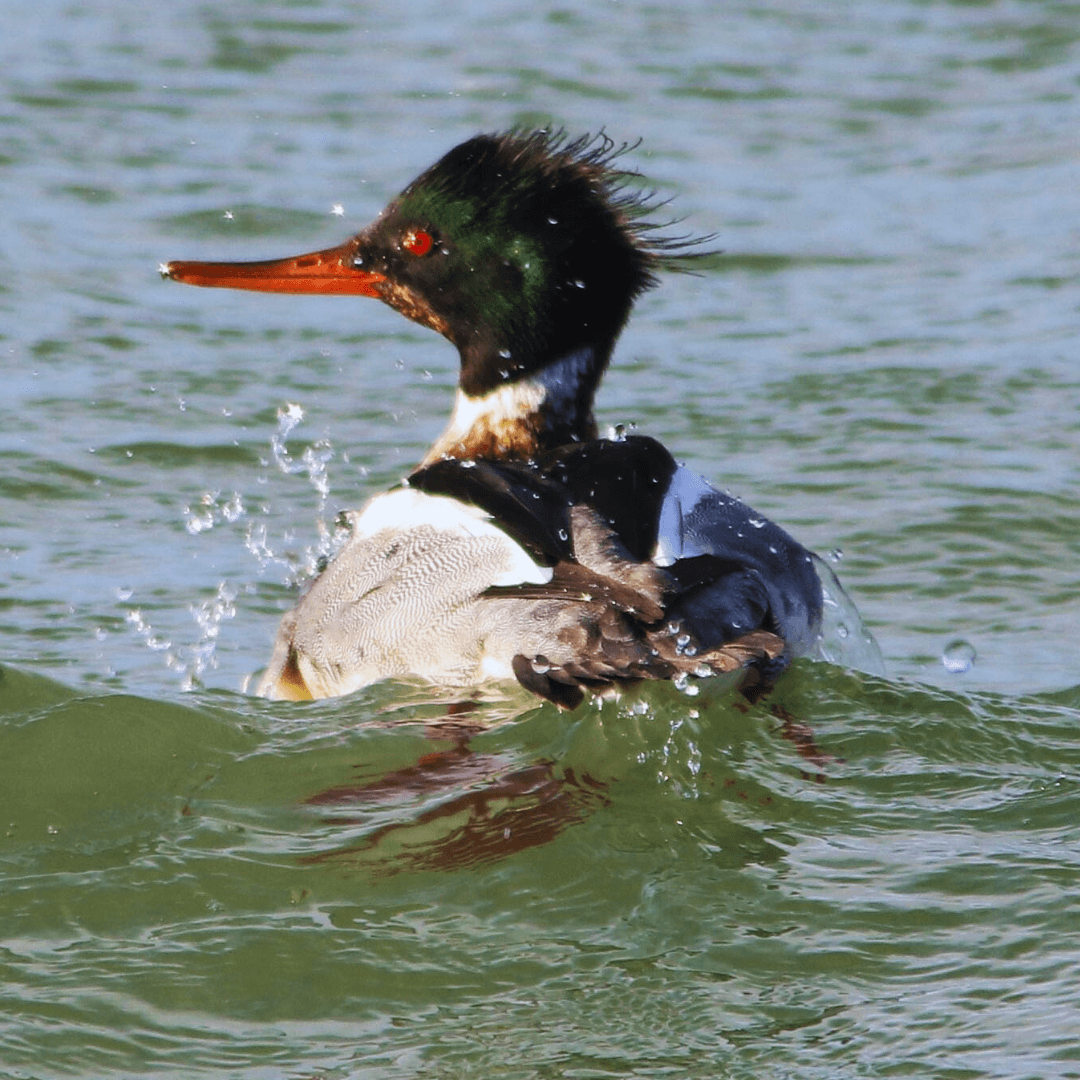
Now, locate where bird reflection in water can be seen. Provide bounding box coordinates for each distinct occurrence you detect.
[300,713,609,874]
[297,690,837,874]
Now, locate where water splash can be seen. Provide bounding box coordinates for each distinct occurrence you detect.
[813,555,886,675]
[183,490,245,534]
[259,401,343,575]
[125,583,238,691]
[167,402,348,690]
[606,421,637,442]
[657,710,705,796]
[178,581,238,690]
[269,402,334,508]
[125,608,172,654]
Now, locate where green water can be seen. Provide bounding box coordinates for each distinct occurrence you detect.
[3,0,1080,1076]
[4,668,1080,1077]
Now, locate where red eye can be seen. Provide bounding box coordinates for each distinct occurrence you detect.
[402,229,434,256]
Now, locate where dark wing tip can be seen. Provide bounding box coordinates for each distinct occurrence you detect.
[512,655,585,710]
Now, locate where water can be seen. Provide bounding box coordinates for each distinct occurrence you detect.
[2,1,1080,1076]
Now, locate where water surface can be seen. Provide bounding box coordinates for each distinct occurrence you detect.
[2,1,1079,1077]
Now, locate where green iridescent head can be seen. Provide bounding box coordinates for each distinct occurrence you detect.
[354,130,707,395]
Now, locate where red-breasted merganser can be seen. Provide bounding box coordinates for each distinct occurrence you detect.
[165,130,823,708]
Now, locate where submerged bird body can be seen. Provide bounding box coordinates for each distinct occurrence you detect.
[167,131,824,708]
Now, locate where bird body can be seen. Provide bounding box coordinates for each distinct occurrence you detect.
[167,131,824,708]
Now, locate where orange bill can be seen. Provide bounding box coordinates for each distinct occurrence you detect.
[164,237,386,296]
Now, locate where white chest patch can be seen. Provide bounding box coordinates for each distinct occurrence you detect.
[349,486,551,587]
[442,382,544,442]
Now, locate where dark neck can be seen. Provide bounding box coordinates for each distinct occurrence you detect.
[419,347,604,467]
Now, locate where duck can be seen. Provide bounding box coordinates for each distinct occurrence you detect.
[165,130,825,709]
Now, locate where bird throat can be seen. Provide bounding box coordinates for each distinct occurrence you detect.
[419,347,600,467]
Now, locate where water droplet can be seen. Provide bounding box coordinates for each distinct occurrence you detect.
[557,528,568,541]
[498,348,512,359]
[184,504,215,534]
[673,672,700,696]
[942,639,976,674]
[829,548,844,563]
[222,493,244,522]
[572,279,586,289]
[748,517,766,529]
